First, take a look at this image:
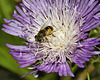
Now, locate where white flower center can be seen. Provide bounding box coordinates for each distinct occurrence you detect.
[40,6,83,56]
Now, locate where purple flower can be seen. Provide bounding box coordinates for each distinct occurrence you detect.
[2,0,100,78]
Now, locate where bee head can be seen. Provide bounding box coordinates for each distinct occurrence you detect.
[35,35,43,43]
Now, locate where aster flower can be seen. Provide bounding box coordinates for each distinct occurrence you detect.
[2,0,100,78]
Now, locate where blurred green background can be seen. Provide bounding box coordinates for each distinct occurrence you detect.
[0,0,100,80]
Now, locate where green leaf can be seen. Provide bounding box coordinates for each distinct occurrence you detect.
[0,0,15,22]
[40,73,58,80]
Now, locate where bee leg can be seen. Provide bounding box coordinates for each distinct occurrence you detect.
[45,37,48,41]
[45,37,49,43]
[52,33,56,37]
[49,33,56,37]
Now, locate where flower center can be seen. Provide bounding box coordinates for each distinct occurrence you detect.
[43,23,78,54]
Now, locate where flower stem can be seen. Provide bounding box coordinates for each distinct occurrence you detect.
[85,63,90,80]
[72,64,78,73]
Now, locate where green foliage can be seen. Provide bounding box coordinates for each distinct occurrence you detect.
[89,27,100,38]
[92,77,100,80]
[93,61,100,72]
[90,56,100,72]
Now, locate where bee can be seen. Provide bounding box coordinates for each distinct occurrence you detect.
[35,26,53,43]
